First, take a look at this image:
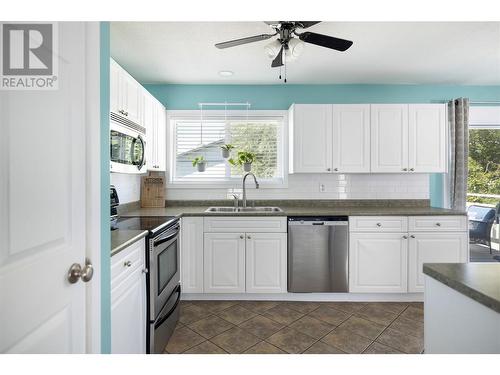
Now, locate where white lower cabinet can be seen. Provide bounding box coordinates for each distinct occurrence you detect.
[246,233,287,293]
[349,215,468,294]
[349,232,408,293]
[111,239,147,354]
[180,217,204,293]
[181,217,287,294]
[203,233,246,293]
[408,232,468,292]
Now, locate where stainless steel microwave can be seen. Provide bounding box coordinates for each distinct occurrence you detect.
[110,112,147,174]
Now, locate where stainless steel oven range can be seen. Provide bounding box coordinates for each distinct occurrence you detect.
[147,219,181,354]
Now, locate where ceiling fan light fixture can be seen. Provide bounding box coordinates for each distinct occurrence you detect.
[285,38,305,62]
[264,39,282,59]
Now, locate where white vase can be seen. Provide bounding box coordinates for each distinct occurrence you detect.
[197,162,207,172]
[243,163,252,172]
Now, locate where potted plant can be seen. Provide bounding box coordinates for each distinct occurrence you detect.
[220,143,235,159]
[192,156,207,172]
[229,151,256,172]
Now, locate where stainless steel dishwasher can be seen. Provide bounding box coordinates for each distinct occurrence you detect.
[288,216,349,292]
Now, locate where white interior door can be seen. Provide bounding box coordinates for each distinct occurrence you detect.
[0,22,91,353]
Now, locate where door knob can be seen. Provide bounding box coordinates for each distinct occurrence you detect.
[67,258,94,284]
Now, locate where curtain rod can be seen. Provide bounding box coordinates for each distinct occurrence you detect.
[198,102,251,107]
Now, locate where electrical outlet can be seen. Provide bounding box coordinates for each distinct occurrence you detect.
[319,183,326,193]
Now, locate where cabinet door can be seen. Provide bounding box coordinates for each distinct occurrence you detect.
[291,104,333,173]
[143,92,155,170]
[204,233,245,293]
[110,59,121,114]
[408,104,446,173]
[111,241,146,354]
[122,71,143,124]
[246,233,287,293]
[155,102,167,171]
[180,217,204,293]
[332,104,370,173]
[371,104,409,173]
[408,232,467,293]
[349,233,408,293]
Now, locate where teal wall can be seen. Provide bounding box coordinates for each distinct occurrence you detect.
[144,83,500,208]
[144,84,500,110]
[100,21,111,354]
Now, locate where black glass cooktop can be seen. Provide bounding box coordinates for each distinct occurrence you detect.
[112,216,178,234]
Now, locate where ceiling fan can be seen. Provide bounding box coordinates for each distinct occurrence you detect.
[215,21,353,81]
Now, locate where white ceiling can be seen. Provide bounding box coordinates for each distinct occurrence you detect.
[110,22,500,85]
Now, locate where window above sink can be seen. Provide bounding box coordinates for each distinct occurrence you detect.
[167,110,288,188]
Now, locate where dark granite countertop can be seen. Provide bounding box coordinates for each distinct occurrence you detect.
[111,229,148,257]
[423,263,500,314]
[119,199,465,218]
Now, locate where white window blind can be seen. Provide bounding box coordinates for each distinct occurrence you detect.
[171,115,284,184]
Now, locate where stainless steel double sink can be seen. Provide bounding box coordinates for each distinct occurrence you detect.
[205,206,283,213]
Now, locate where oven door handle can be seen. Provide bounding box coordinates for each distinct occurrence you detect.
[154,285,181,329]
[154,225,180,247]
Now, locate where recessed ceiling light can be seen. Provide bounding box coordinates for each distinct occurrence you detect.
[218,70,234,77]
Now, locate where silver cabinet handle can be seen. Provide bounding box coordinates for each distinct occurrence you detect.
[403,235,408,239]
[124,260,132,267]
[334,168,338,171]
[436,223,441,227]
[402,168,408,171]
[376,223,382,227]
[410,235,415,238]
[247,235,251,239]
[326,168,331,171]
[409,168,415,171]
[240,235,244,239]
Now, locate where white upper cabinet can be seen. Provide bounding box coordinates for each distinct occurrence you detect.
[144,92,166,171]
[408,104,446,173]
[332,104,371,173]
[290,104,333,173]
[109,58,143,124]
[370,104,409,173]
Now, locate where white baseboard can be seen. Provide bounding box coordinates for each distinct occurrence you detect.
[181,293,424,302]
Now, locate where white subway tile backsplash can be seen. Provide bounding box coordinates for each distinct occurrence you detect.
[165,173,430,201]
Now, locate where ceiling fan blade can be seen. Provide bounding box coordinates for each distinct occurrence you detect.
[296,21,321,29]
[298,32,353,51]
[215,34,275,49]
[271,45,284,67]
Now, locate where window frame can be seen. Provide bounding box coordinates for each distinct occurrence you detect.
[166,110,289,189]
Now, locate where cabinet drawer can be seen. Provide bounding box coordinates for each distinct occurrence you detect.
[349,216,408,232]
[409,216,467,232]
[111,239,145,290]
[204,217,287,233]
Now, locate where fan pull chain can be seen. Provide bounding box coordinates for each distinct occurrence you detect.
[284,58,287,83]
[279,66,281,80]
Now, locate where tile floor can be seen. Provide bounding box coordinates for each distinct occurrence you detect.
[164,301,424,354]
